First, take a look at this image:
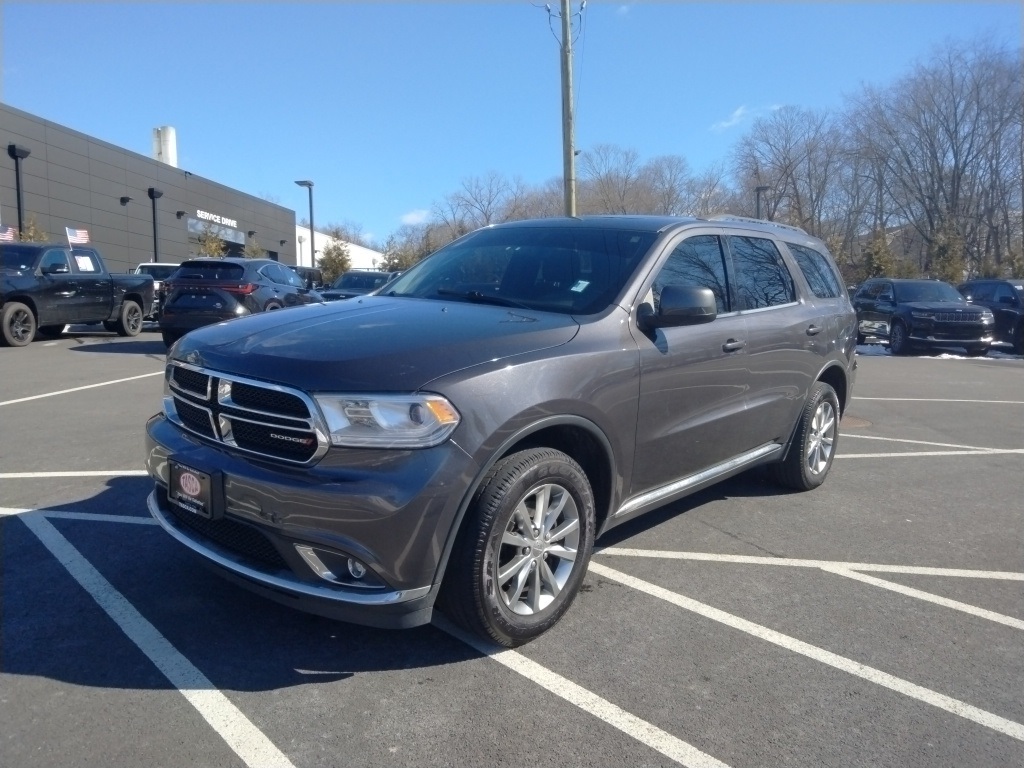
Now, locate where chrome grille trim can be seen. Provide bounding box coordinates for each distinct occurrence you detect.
[166,360,329,465]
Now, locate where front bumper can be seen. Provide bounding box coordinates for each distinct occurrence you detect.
[145,413,477,628]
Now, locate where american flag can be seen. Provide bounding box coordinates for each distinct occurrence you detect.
[0,226,16,242]
[66,227,90,244]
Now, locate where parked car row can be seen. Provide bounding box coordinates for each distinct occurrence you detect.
[957,278,1024,355]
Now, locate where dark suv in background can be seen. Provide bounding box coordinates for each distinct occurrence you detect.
[145,215,856,647]
[958,278,1024,355]
[852,277,995,355]
[159,257,323,347]
[320,269,400,301]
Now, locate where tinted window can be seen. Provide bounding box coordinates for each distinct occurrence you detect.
[40,249,70,272]
[993,284,1018,304]
[653,235,730,313]
[729,236,795,309]
[137,264,180,280]
[893,282,964,303]
[173,262,246,280]
[788,243,842,298]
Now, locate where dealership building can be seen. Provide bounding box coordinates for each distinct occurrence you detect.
[0,103,381,273]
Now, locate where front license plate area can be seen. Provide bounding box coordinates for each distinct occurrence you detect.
[168,460,223,520]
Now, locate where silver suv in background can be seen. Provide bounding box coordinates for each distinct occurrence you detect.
[145,215,856,646]
[133,262,181,319]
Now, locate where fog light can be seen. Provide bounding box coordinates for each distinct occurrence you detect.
[348,558,367,579]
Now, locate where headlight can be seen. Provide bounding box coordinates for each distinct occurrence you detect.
[981,311,995,324]
[911,310,934,319]
[313,393,460,448]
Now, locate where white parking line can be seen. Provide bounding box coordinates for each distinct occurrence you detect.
[841,434,1010,452]
[821,567,1024,631]
[17,512,297,768]
[853,397,1024,404]
[435,616,731,768]
[595,549,1024,580]
[0,471,150,479]
[588,562,1024,742]
[0,371,162,407]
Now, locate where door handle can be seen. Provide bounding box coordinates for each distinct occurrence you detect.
[806,324,823,336]
[722,339,746,352]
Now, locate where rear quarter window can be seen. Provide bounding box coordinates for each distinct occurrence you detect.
[787,242,843,299]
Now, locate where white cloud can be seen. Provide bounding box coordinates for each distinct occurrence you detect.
[711,106,748,132]
[616,4,633,15]
[401,209,430,226]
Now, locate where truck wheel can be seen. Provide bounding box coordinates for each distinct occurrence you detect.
[1014,322,1024,356]
[440,448,595,647]
[36,324,67,339]
[115,300,143,337]
[770,381,840,491]
[2,302,36,347]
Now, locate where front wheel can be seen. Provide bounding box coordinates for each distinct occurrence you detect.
[888,321,910,355]
[115,300,143,337]
[770,381,840,491]
[1,301,36,347]
[440,448,596,647]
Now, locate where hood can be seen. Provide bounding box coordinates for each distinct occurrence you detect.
[903,301,985,313]
[171,295,580,391]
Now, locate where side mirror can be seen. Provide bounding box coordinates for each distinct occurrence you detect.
[638,285,717,331]
[42,263,70,275]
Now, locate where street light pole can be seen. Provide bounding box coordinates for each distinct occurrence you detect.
[755,186,770,220]
[7,144,31,234]
[148,187,163,262]
[295,180,314,267]
[559,0,577,217]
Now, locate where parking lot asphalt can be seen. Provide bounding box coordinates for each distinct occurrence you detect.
[2,327,1022,768]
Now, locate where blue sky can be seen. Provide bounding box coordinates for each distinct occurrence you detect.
[2,2,1020,245]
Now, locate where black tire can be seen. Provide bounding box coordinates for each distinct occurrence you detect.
[36,324,67,339]
[440,448,596,647]
[770,381,840,491]
[265,302,283,311]
[1,301,36,347]
[856,331,866,345]
[161,330,182,347]
[888,321,910,355]
[1014,322,1024,356]
[114,300,143,337]
[103,321,118,332]
[965,346,989,357]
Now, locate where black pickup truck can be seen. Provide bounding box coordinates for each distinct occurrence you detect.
[1,242,154,347]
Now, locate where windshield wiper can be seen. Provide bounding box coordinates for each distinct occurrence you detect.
[436,288,531,309]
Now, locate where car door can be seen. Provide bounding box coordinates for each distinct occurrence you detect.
[726,233,815,446]
[631,232,752,495]
[990,283,1021,342]
[35,248,79,325]
[69,248,112,322]
[855,280,895,338]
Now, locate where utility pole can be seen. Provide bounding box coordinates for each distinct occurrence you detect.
[559,0,577,217]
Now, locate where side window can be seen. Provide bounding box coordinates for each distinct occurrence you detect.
[40,249,70,273]
[728,236,795,310]
[787,242,842,299]
[966,283,992,302]
[652,235,730,313]
[877,283,894,301]
[993,284,1016,304]
[71,250,99,273]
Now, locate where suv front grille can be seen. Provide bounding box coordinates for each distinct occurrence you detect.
[167,362,327,464]
[935,311,982,323]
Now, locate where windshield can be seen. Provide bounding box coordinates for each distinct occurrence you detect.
[137,264,179,280]
[894,281,965,303]
[333,272,392,291]
[381,225,657,315]
[0,245,40,272]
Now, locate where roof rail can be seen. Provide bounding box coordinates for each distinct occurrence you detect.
[707,215,807,236]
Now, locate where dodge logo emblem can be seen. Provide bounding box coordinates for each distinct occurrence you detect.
[180,471,202,497]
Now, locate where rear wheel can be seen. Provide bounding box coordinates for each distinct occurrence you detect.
[770,381,840,491]
[265,302,283,311]
[965,346,989,357]
[440,448,596,647]
[1014,322,1024,356]
[1,301,36,347]
[115,300,143,336]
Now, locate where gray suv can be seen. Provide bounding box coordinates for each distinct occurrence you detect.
[145,215,856,646]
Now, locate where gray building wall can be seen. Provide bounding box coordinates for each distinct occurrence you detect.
[1,103,296,273]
